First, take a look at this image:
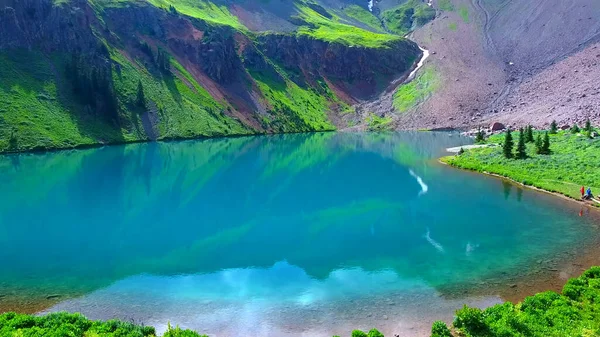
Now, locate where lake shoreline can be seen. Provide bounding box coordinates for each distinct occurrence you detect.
[438,156,600,304]
[438,157,600,209]
[0,130,337,156]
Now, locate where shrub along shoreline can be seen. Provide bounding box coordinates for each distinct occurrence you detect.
[2,267,600,337]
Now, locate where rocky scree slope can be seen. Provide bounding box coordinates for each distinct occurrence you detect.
[0,0,421,152]
[367,0,600,130]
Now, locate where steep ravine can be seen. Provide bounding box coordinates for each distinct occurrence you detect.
[339,3,434,131]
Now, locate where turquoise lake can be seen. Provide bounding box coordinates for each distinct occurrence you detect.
[0,132,599,336]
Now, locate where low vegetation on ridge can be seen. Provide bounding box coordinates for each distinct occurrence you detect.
[382,0,436,36]
[342,5,385,32]
[296,5,402,48]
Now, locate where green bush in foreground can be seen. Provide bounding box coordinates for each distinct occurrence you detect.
[0,312,208,337]
[453,266,600,337]
[0,312,157,336]
[431,321,452,337]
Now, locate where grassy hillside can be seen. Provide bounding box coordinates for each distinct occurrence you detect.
[0,47,251,153]
[343,5,385,32]
[250,69,337,132]
[393,65,440,112]
[0,51,124,152]
[146,0,246,29]
[0,0,423,153]
[382,0,436,35]
[296,5,402,48]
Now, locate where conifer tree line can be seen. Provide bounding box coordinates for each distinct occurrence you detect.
[65,54,119,123]
[502,125,550,159]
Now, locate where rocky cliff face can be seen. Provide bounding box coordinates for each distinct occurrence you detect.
[0,0,98,52]
[259,34,420,99]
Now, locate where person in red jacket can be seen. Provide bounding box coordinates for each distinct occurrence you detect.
[581,186,585,198]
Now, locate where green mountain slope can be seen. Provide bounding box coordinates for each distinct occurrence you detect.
[0,0,422,152]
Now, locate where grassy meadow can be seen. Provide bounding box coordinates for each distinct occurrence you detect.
[442,129,600,201]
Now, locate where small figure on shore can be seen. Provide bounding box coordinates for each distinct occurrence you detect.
[583,187,593,200]
[581,186,585,198]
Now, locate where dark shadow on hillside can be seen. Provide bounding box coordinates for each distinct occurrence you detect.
[47,53,126,145]
[162,71,183,106]
[0,50,125,151]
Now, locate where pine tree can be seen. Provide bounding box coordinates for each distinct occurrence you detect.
[136,80,146,109]
[585,119,592,132]
[541,132,551,155]
[525,125,534,143]
[571,124,580,134]
[475,128,485,143]
[535,134,543,154]
[550,120,558,134]
[155,49,170,73]
[516,128,527,159]
[503,129,514,159]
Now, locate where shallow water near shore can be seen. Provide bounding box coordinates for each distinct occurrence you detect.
[1,132,599,336]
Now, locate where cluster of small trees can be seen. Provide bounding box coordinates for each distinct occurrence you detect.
[503,125,550,159]
[65,54,119,123]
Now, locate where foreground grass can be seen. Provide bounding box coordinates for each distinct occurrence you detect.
[442,131,600,201]
[3,267,600,337]
[0,312,204,336]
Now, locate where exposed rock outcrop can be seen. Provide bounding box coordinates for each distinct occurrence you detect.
[0,0,98,53]
[259,34,421,99]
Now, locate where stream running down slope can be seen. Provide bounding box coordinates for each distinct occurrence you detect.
[347,34,430,129]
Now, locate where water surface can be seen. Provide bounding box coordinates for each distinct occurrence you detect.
[0,132,597,336]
